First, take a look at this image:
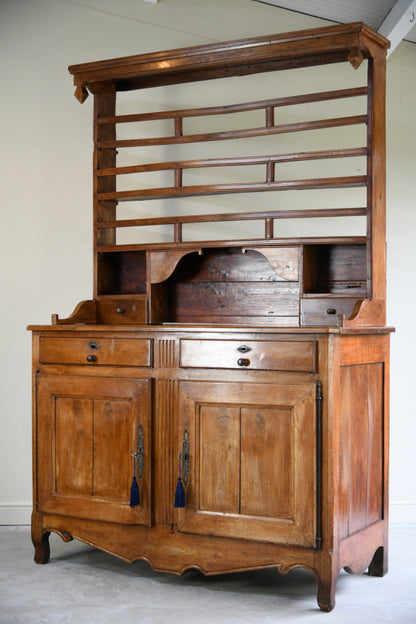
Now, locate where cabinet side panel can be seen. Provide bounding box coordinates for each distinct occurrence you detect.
[339,362,384,538]
[348,366,370,534]
[338,368,351,539]
[366,363,384,526]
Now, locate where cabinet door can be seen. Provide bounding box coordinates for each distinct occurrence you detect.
[37,375,151,525]
[176,381,318,547]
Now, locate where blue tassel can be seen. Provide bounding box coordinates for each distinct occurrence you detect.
[174,477,185,508]
[174,454,186,508]
[130,454,140,507]
[130,476,140,507]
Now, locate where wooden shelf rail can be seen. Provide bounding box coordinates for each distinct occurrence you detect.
[96,235,368,254]
[96,207,368,230]
[97,175,367,202]
[97,87,367,125]
[96,147,367,178]
[96,206,368,244]
[97,115,367,149]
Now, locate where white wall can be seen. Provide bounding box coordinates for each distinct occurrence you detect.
[0,0,415,524]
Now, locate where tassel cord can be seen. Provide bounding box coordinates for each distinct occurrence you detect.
[174,453,186,508]
[130,453,140,508]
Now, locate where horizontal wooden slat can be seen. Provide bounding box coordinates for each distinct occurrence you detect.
[96,236,367,253]
[97,115,367,148]
[97,175,367,202]
[97,147,367,177]
[97,87,368,125]
[96,207,367,230]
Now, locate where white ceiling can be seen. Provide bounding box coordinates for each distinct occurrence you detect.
[253,0,416,43]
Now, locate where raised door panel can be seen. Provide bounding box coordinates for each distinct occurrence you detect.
[37,375,151,525]
[176,381,318,547]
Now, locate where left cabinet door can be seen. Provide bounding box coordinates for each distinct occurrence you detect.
[36,374,151,525]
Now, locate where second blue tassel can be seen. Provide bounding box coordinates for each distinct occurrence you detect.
[130,454,140,507]
[174,453,186,508]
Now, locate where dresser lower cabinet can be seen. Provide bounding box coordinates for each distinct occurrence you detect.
[30,327,389,611]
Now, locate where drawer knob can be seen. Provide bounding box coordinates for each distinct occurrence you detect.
[327,308,337,315]
[237,358,250,367]
[237,345,251,353]
[116,307,125,314]
[86,354,97,363]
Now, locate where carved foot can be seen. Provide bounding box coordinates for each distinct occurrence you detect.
[31,511,50,564]
[33,531,51,564]
[316,571,337,612]
[368,546,388,577]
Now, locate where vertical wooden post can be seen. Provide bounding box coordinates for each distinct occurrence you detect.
[265,218,274,239]
[174,223,183,242]
[174,168,183,188]
[92,82,117,298]
[174,117,183,189]
[265,105,275,127]
[366,48,387,325]
[266,160,275,183]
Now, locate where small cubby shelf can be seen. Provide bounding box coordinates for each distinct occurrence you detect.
[302,243,367,295]
[96,250,147,296]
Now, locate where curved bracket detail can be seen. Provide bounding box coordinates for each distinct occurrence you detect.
[149,249,202,284]
[51,299,97,325]
[74,85,89,103]
[348,47,365,69]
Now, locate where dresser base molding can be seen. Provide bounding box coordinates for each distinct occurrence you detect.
[32,512,387,611]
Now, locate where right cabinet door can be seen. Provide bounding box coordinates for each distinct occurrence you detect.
[176,380,318,547]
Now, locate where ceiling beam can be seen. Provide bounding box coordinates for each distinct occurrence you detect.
[378,0,416,55]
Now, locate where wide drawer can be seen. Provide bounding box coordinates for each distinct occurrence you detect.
[39,336,151,367]
[179,339,316,372]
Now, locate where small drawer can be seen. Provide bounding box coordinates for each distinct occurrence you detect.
[179,339,316,372]
[96,299,147,324]
[39,336,151,367]
[301,297,360,326]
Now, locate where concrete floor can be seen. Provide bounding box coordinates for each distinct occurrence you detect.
[0,525,415,624]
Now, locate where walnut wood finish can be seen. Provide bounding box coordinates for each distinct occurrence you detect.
[30,22,391,612]
[68,23,386,93]
[30,326,391,611]
[69,22,388,328]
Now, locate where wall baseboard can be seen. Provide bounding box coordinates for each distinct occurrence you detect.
[389,502,416,524]
[0,505,32,525]
[1,503,416,526]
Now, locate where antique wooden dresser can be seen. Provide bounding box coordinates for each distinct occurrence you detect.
[29,23,392,611]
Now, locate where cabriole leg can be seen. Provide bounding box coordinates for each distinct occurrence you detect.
[316,567,338,612]
[31,512,50,564]
[368,545,388,577]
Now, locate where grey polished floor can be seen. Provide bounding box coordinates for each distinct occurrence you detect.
[0,525,415,623]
